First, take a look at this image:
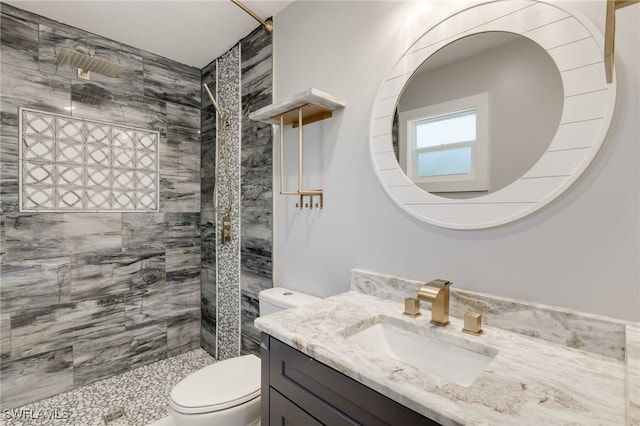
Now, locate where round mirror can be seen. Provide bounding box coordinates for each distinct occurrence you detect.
[394,31,564,199]
[370,0,616,229]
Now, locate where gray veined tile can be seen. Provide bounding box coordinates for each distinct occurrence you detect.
[166,246,201,284]
[0,256,71,312]
[0,346,74,409]
[9,299,125,358]
[135,48,200,78]
[0,12,39,71]
[4,213,71,261]
[167,311,201,357]
[161,103,201,212]
[64,213,122,253]
[167,102,201,144]
[73,322,167,386]
[70,250,166,301]
[241,292,260,356]
[0,62,71,127]
[0,212,5,259]
[200,265,217,357]
[125,282,199,328]
[70,81,164,131]
[143,57,200,109]
[0,311,10,356]
[122,212,200,252]
[2,122,21,213]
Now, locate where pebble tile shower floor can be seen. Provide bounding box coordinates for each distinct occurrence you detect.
[2,349,216,426]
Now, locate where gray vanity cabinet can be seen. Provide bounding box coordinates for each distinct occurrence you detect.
[261,333,440,426]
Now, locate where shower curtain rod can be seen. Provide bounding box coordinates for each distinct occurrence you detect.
[230,0,273,34]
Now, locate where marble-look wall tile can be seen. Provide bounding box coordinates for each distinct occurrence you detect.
[351,269,627,360]
[240,26,273,356]
[167,311,201,357]
[200,265,217,356]
[1,3,202,408]
[162,102,201,212]
[0,213,5,260]
[9,300,125,358]
[72,323,167,386]
[0,312,10,356]
[0,257,71,311]
[70,250,165,301]
[70,80,166,131]
[0,62,70,126]
[143,56,200,109]
[122,212,200,252]
[241,291,261,355]
[0,12,39,71]
[0,346,74,409]
[4,213,122,261]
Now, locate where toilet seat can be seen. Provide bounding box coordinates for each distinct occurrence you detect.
[169,354,261,415]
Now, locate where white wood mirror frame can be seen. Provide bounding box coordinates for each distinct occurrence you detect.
[369,0,616,230]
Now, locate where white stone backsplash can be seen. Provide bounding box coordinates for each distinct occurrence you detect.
[351,269,628,360]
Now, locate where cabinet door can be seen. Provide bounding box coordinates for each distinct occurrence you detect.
[268,336,439,426]
[270,388,323,426]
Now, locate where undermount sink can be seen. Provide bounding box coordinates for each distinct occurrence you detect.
[343,317,498,387]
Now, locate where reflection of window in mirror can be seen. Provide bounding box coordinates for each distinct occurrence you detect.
[399,93,488,193]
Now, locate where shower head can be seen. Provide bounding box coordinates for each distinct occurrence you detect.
[56,48,125,80]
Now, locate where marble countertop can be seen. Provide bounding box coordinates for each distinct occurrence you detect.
[254,291,627,426]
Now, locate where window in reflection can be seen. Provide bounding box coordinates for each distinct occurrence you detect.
[400,92,488,193]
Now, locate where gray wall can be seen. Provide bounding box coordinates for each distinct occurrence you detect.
[200,27,273,358]
[271,1,639,321]
[0,3,201,408]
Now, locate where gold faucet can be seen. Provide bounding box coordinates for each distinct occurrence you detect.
[417,279,451,326]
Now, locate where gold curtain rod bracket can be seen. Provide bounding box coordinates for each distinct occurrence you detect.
[230,0,273,34]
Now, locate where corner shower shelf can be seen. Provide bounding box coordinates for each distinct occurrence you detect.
[250,88,345,209]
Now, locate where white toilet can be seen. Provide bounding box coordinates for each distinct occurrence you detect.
[167,287,320,426]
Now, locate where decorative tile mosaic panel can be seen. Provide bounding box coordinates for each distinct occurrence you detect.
[19,108,159,212]
[215,44,242,360]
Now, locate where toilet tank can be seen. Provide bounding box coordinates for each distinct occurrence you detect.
[259,287,320,316]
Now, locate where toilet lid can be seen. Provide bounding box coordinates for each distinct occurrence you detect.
[170,354,261,414]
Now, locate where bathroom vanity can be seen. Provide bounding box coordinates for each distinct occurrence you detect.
[261,334,438,425]
[255,287,632,426]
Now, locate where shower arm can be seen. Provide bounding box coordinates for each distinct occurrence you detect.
[203,83,229,125]
[230,0,273,34]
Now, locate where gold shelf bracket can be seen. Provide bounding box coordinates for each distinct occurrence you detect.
[605,0,639,83]
[249,88,345,210]
[279,109,325,210]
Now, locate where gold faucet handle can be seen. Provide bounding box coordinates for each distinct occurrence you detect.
[462,312,483,336]
[403,297,421,318]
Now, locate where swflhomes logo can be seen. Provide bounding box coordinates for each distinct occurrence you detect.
[3,408,71,419]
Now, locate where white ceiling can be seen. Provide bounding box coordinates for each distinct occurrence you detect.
[4,0,293,68]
